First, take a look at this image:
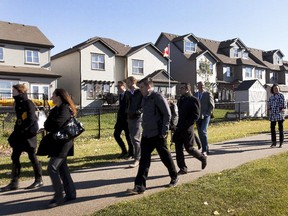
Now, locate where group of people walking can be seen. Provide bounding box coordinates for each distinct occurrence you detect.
[112,76,214,194]
[0,85,77,208]
[0,79,285,207]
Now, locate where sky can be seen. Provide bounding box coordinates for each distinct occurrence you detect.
[1,0,288,59]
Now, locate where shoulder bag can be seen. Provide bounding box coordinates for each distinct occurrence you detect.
[53,116,85,140]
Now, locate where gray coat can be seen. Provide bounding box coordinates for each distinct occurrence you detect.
[141,91,171,138]
[194,91,214,118]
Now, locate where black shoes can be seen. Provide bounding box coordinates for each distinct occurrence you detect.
[0,181,19,192]
[25,180,43,190]
[201,155,207,170]
[126,186,145,195]
[177,169,188,175]
[47,197,64,208]
[167,177,179,188]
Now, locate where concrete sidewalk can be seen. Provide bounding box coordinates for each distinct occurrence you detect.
[0,133,287,216]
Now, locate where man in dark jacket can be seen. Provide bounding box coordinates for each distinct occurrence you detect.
[173,82,207,175]
[114,81,133,159]
[127,78,178,195]
[125,76,143,168]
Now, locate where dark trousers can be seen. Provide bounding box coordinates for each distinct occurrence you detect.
[11,147,41,180]
[135,136,177,191]
[114,119,133,156]
[270,120,284,143]
[48,157,76,199]
[175,129,203,172]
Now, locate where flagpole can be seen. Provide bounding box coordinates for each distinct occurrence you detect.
[168,43,171,100]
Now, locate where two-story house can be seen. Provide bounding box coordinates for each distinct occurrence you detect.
[51,37,176,108]
[156,32,287,102]
[155,33,218,94]
[0,21,60,100]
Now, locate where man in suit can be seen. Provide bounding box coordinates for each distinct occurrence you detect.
[173,82,207,175]
[114,81,133,159]
[194,81,215,156]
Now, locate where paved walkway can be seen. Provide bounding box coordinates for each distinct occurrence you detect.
[0,133,287,216]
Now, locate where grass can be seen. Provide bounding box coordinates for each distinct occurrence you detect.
[92,153,288,216]
[0,109,277,215]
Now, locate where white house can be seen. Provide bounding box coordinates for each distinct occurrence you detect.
[51,37,174,108]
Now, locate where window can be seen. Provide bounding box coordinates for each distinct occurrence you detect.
[270,72,278,83]
[275,55,282,65]
[185,41,196,53]
[25,50,39,64]
[86,83,111,100]
[0,47,3,61]
[132,59,144,75]
[0,80,19,97]
[30,84,50,99]
[224,66,232,78]
[91,53,105,70]
[233,48,239,58]
[255,69,263,79]
[244,67,252,78]
[242,51,249,59]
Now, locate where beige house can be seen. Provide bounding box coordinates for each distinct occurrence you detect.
[51,37,173,108]
[0,21,59,100]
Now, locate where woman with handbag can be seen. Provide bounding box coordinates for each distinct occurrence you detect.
[0,84,43,192]
[37,88,77,208]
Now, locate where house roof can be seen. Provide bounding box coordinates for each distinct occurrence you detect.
[143,69,178,84]
[0,65,61,78]
[234,79,262,91]
[52,37,132,59]
[0,21,54,48]
[158,32,281,70]
[52,37,165,62]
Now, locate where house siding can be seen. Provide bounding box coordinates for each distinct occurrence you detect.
[127,46,167,80]
[0,43,50,68]
[51,52,80,104]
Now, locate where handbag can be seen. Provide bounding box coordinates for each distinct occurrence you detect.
[53,116,85,140]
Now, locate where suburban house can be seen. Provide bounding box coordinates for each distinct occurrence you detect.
[51,37,176,108]
[0,21,60,102]
[155,32,287,102]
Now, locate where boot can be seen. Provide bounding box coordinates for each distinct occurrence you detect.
[189,148,207,170]
[0,164,20,192]
[25,163,43,190]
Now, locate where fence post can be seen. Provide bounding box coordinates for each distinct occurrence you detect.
[97,109,100,139]
[238,102,241,121]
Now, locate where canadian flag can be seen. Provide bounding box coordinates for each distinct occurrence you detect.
[162,46,169,57]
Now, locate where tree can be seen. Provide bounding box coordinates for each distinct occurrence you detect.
[197,59,217,93]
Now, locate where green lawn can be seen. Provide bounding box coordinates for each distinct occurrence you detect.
[1,109,283,215]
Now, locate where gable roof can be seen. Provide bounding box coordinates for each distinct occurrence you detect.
[52,37,165,61]
[158,32,279,69]
[0,21,54,48]
[52,37,131,59]
[234,79,263,91]
[144,69,178,84]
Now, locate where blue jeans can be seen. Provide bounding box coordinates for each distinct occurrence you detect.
[196,115,211,153]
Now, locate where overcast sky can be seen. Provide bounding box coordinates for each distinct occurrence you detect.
[1,0,288,58]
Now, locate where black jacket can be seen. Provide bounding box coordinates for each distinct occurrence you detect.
[8,93,38,149]
[125,89,143,119]
[176,93,200,132]
[37,103,74,157]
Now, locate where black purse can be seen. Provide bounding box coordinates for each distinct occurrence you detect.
[53,116,85,140]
